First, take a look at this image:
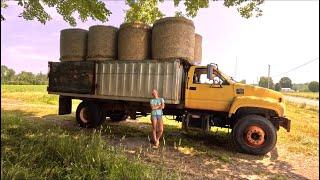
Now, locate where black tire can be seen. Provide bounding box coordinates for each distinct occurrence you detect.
[232,115,277,155]
[76,101,103,128]
[109,112,128,122]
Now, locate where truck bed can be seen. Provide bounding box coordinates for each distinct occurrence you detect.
[48,59,187,104]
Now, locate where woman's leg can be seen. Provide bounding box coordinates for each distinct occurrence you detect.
[151,117,157,145]
[156,116,164,145]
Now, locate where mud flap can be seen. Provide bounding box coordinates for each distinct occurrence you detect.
[279,117,291,132]
[59,96,72,115]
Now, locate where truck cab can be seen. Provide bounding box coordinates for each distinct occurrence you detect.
[181,64,291,155]
[186,64,286,118]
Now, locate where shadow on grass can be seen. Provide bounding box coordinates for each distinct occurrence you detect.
[1,108,309,179]
[1,109,170,179]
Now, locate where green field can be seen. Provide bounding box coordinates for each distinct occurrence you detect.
[283,91,319,99]
[1,85,319,179]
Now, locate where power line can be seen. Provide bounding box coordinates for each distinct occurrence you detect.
[272,57,319,78]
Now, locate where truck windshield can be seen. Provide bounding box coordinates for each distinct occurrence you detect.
[218,70,236,84]
[229,76,238,83]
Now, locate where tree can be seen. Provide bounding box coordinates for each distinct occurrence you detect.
[1,65,15,84]
[1,65,48,85]
[35,72,48,85]
[279,77,292,89]
[274,83,280,91]
[15,71,36,84]
[175,11,184,17]
[125,0,164,25]
[1,0,7,21]
[258,76,274,89]
[308,81,319,92]
[1,0,264,26]
[1,0,111,26]
[174,0,263,18]
[292,83,310,92]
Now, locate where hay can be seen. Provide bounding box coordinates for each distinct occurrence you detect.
[87,25,118,61]
[60,28,88,61]
[118,22,151,60]
[152,17,195,62]
[194,33,202,65]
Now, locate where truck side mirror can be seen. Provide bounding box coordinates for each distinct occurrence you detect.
[207,63,217,80]
[207,64,213,80]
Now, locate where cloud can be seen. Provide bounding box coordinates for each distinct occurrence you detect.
[3,45,57,62]
[2,45,59,73]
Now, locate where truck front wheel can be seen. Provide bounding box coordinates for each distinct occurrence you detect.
[76,101,103,128]
[232,115,277,155]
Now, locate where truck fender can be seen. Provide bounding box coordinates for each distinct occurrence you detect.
[228,96,284,118]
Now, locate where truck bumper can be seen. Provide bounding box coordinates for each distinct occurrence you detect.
[278,117,291,132]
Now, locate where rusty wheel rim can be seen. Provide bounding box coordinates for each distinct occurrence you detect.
[79,107,89,123]
[244,125,266,147]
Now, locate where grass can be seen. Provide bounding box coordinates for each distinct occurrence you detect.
[277,102,319,156]
[285,100,319,112]
[1,84,47,93]
[1,85,319,179]
[283,92,319,100]
[1,85,80,109]
[1,85,177,179]
[1,110,176,179]
[1,85,58,105]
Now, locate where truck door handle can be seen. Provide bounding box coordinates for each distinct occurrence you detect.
[189,87,197,90]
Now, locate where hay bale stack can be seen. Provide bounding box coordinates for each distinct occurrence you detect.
[152,17,195,62]
[60,28,88,61]
[118,22,151,60]
[194,33,202,65]
[87,25,118,61]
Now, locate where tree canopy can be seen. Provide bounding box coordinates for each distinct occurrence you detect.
[1,65,15,83]
[258,76,274,89]
[274,83,280,91]
[1,0,111,26]
[1,0,264,26]
[124,0,164,25]
[279,77,292,89]
[308,81,319,92]
[1,65,47,85]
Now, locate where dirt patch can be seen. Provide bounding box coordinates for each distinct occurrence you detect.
[104,121,317,179]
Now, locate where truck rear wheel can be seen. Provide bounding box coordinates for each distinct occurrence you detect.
[232,115,277,155]
[76,101,103,128]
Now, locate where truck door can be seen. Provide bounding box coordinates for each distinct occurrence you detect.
[185,67,234,112]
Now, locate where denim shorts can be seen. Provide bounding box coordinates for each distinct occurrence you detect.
[151,115,163,121]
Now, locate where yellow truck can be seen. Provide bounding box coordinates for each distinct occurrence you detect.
[48,59,291,155]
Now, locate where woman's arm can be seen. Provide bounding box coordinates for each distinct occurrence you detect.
[160,98,165,109]
[151,104,161,110]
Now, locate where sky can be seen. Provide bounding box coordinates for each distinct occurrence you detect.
[1,1,319,84]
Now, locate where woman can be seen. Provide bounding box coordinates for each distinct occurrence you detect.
[150,89,165,148]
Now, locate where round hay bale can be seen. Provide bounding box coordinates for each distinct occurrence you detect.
[152,17,195,62]
[87,25,118,61]
[194,33,202,65]
[60,28,88,61]
[118,22,151,60]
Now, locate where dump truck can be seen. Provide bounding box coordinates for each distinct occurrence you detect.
[48,59,291,155]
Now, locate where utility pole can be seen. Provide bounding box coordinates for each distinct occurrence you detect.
[267,64,271,89]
